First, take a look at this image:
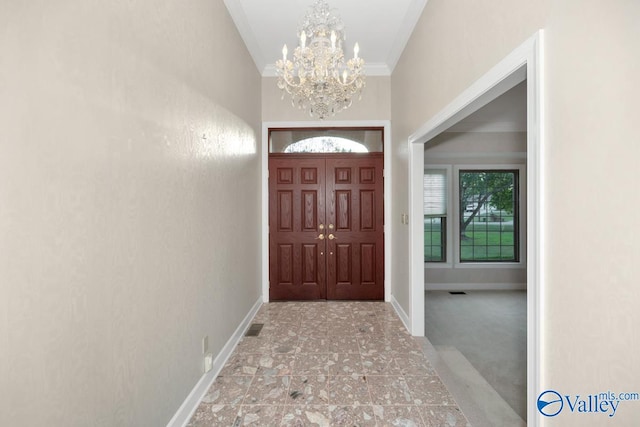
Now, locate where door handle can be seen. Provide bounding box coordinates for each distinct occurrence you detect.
[328,233,337,240]
[316,234,325,240]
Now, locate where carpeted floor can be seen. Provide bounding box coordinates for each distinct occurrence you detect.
[425,290,527,421]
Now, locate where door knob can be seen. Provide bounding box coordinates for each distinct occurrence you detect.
[316,234,325,240]
[328,233,337,240]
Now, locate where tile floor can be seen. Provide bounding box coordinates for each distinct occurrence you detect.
[187,301,470,426]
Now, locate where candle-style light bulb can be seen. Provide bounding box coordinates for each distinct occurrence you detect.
[282,44,288,62]
[331,31,337,50]
[353,43,360,59]
[300,32,307,49]
[342,70,348,84]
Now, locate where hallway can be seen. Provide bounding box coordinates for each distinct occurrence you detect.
[187,301,469,426]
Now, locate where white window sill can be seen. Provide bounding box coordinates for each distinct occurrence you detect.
[425,262,526,269]
[424,262,453,269]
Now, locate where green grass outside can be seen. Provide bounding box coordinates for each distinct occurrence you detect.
[424,218,444,262]
[424,219,516,262]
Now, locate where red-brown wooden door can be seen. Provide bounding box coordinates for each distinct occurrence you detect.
[269,157,327,300]
[269,154,384,300]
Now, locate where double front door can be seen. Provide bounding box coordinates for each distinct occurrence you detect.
[269,154,384,300]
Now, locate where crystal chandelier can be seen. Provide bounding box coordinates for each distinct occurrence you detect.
[275,0,366,120]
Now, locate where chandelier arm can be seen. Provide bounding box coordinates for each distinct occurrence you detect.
[281,74,303,89]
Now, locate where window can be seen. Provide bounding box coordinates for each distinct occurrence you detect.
[269,128,384,153]
[284,137,368,153]
[459,170,519,262]
[424,169,447,262]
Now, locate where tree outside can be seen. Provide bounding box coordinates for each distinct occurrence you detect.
[459,170,518,261]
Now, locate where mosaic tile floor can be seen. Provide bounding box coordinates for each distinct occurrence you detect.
[187,301,470,426]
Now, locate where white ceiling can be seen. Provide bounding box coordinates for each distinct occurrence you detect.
[223,0,525,133]
[223,0,428,76]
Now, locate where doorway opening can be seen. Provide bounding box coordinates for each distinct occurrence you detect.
[267,127,385,301]
[261,121,392,304]
[423,81,528,422]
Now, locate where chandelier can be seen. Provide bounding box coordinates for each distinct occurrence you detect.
[275,0,366,120]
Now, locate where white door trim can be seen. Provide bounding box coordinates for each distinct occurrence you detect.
[407,31,544,425]
[261,120,392,303]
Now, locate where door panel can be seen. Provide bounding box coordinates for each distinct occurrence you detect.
[269,154,383,301]
[269,158,326,300]
[326,156,384,300]
[276,191,293,231]
[335,190,351,230]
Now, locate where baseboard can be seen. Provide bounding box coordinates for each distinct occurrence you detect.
[425,283,526,291]
[390,295,411,333]
[166,297,263,427]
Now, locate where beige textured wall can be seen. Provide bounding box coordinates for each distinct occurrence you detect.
[393,0,640,424]
[0,1,261,426]
[543,2,640,425]
[262,76,391,122]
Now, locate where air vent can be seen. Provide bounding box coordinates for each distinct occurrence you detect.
[449,291,467,295]
[245,323,264,337]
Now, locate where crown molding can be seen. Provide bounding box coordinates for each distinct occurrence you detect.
[387,0,428,73]
[223,0,265,73]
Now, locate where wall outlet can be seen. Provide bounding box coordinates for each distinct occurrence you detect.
[204,353,213,373]
[202,336,209,355]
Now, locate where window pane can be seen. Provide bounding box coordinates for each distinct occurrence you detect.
[424,170,447,216]
[284,137,368,153]
[459,170,519,262]
[424,217,446,262]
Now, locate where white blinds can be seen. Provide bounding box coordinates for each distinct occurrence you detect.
[424,169,447,216]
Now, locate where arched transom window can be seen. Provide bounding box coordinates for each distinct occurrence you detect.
[269,128,384,154]
[284,137,369,153]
